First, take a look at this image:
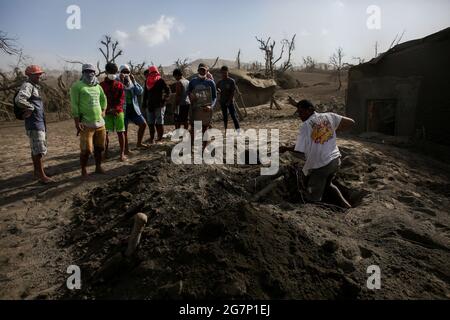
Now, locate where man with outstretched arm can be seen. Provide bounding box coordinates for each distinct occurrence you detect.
[280,99,355,208]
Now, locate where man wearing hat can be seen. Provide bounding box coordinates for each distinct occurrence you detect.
[118,64,148,153]
[280,98,355,208]
[15,65,52,184]
[187,63,217,144]
[70,63,107,178]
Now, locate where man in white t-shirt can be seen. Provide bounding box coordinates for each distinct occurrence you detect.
[280,99,355,208]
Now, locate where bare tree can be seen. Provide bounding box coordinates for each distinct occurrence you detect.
[236,49,241,70]
[247,61,262,71]
[255,36,284,78]
[126,61,146,84]
[329,47,345,90]
[0,31,21,56]
[302,56,316,72]
[128,61,146,74]
[280,34,296,73]
[174,58,190,76]
[388,30,406,50]
[352,57,365,64]
[97,35,123,75]
[158,64,165,76]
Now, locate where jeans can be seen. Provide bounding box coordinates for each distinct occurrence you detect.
[221,102,240,129]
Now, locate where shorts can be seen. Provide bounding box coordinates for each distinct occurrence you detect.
[80,126,106,154]
[105,112,125,132]
[175,104,190,123]
[125,113,146,130]
[146,107,165,125]
[27,130,47,156]
[305,157,341,202]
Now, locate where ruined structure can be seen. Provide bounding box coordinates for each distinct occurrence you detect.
[346,27,450,145]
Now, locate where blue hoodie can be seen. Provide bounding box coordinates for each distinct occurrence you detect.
[123,82,144,116]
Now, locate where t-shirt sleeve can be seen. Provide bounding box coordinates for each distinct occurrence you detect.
[231,79,236,92]
[99,85,107,111]
[329,113,343,131]
[294,124,309,153]
[210,81,217,101]
[70,83,80,117]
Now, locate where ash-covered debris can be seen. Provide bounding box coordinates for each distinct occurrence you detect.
[60,144,450,300]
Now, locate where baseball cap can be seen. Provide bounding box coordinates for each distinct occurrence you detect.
[82,63,96,72]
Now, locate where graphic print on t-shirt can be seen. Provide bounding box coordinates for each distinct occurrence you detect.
[310,116,334,144]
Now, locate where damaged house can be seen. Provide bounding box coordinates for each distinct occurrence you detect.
[345,27,450,145]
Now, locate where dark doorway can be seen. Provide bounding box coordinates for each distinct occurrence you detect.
[366,99,397,135]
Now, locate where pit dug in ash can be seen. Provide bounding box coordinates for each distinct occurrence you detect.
[62,150,368,299]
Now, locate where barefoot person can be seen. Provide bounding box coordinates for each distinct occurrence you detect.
[15,65,52,184]
[70,64,107,178]
[142,66,170,144]
[118,64,148,154]
[172,68,190,130]
[100,63,127,161]
[280,99,355,208]
[216,65,240,132]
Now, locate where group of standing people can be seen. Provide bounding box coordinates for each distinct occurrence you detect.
[14,63,354,209]
[14,62,242,182]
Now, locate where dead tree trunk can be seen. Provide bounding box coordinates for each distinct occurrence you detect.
[97,35,123,76]
[255,36,284,78]
[236,49,241,70]
[329,47,344,91]
[280,34,296,73]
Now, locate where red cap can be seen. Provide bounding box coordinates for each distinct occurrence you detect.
[25,65,44,76]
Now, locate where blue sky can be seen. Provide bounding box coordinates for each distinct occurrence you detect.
[0,0,449,70]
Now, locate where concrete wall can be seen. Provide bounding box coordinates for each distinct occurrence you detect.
[346,31,450,145]
[346,76,421,136]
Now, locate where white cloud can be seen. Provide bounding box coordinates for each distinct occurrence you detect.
[321,28,330,36]
[115,30,129,43]
[138,15,176,47]
[114,15,182,47]
[334,0,345,8]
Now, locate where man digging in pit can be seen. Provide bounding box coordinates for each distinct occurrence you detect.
[280,99,355,208]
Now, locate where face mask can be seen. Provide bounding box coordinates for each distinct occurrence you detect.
[198,74,206,79]
[82,72,97,85]
[107,74,116,80]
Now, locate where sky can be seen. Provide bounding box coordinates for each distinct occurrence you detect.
[0,0,449,70]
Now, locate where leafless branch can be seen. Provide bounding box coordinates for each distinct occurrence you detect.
[210,57,220,69]
[0,31,21,56]
[329,47,345,91]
